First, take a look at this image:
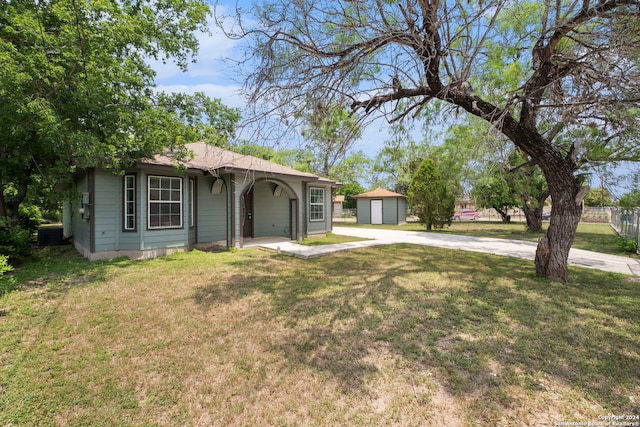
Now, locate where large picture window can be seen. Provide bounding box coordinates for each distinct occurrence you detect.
[148,176,182,229]
[123,175,136,231]
[309,187,325,221]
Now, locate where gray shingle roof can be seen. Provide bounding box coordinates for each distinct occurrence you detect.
[144,142,333,183]
[353,188,405,198]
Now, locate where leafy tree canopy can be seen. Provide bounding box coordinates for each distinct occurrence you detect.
[0,0,240,224]
[471,147,549,230]
[619,190,640,208]
[372,122,429,195]
[297,101,362,177]
[408,158,455,230]
[472,168,520,222]
[584,187,614,207]
[335,182,365,210]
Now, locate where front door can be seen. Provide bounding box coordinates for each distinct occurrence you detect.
[371,199,383,225]
[242,186,254,238]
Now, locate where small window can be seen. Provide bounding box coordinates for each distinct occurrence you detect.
[148,176,182,229]
[189,178,195,228]
[309,187,324,221]
[123,175,136,231]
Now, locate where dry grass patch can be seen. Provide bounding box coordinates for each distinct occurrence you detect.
[0,245,638,426]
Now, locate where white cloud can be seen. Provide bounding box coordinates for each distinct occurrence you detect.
[152,4,249,111]
[151,6,245,84]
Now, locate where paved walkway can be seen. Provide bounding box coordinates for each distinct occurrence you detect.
[259,226,640,277]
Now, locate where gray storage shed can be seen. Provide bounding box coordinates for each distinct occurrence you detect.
[353,188,407,225]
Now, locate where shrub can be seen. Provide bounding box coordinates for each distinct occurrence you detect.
[615,237,638,253]
[18,205,43,233]
[408,159,455,230]
[0,204,42,267]
[618,191,640,208]
[0,255,16,296]
[0,224,33,264]
[0,255,13,276]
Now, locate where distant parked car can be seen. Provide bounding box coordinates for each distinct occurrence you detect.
[453,209,481,220]
[542,212,551,221]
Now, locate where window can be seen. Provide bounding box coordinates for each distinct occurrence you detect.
[309,187,324,221]
[148,176,182,229]
[189,178,195,228]
[123,175,136,231]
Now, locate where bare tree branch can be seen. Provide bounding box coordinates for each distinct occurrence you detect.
[219,0,640,281]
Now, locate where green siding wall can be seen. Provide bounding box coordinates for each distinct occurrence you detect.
[93,169,118,252]
[356,198,370,224]
[93,170,138,252]
[70,167,334,257]
[139,172,188,251]
[69,173,91,250]
[382,198,398,224]
[90,170,194,253]
[399,198,407,223]
[306,184,332,234]
[197,177,227,243]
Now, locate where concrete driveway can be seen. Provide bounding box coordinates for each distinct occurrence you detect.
[259,226,640,277]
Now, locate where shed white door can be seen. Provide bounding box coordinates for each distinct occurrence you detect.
[371,199,383,224]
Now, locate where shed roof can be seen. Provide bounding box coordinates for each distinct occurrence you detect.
[353,188,406,198]
[143,142,333,183]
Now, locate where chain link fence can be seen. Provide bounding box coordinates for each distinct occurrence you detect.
[611,207,640,254]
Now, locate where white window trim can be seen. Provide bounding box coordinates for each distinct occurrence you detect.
[123,174,136,231]
[147,175,183,229]
[309,187,325,222]
[189,178,195,228]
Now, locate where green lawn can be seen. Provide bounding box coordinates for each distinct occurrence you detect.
[335,220,635,256]
[1,243,638,426]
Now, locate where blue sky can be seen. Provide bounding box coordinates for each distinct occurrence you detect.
[151,2,392,160]
[151,1,637,197]
[152,7,245,111]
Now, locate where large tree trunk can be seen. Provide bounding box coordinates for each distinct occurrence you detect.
[0,193,6,223]
[492,205,511,223]
[523,205,543,232]
[506,124,584,282]
[534,174,585,282]
[522,190,549,233]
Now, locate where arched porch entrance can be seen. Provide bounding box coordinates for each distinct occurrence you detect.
[240,178,299,247]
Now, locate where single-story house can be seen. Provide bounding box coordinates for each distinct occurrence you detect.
[63,142,336,260]
[353,188,407,225]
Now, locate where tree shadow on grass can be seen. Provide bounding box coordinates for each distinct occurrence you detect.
[192,244,640,419]
[7,245,130,296]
